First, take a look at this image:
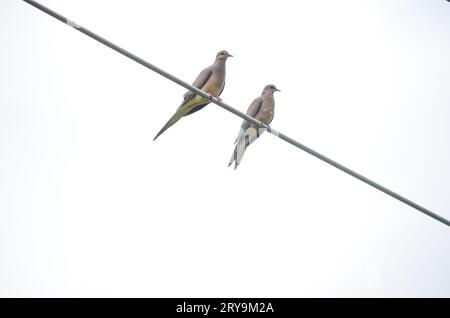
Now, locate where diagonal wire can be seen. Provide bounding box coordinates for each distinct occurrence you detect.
[22,0,450,227]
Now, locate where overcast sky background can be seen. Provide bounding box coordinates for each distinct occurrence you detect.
[1,0,450,297]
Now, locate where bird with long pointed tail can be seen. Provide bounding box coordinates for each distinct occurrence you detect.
[228,84,280,169]
[153,50,232,140]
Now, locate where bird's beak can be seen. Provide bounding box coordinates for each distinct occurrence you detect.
[228,54,233,57]
[276,88,281,92]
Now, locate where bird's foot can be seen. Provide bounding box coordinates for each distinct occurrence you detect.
[207,93,222,102]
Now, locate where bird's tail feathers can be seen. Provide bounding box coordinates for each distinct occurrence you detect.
[228,127,259,169]
[153,110,186,141]
[228,146,238,167]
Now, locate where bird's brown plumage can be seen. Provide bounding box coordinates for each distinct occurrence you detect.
[228,84,280,169]
[153,50,232,141]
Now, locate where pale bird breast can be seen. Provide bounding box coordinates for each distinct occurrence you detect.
[202,76,224,96]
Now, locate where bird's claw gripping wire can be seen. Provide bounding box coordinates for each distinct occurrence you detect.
[207,93,222,102]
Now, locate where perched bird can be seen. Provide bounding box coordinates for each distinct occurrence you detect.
[228,84,280,169]
[153,50,233,140]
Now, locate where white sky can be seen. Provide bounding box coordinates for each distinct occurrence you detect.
[1,0,450,297]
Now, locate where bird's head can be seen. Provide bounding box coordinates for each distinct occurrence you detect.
[262,84,281,95]
[216,50,233,62]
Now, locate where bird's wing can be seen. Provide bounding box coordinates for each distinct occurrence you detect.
[229,98,264,167]
[185,81,226,116]
[241,97,263,131]
[231,97,262,145]
[179,66,213,108]
[256,95,275,126]
[153,66,214,140]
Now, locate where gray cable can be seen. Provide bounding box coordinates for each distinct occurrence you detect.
[23,0,450,227]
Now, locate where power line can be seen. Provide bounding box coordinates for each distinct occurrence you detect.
[23,0,449,227]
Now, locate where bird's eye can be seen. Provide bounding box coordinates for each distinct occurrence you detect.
[221,52,225,55]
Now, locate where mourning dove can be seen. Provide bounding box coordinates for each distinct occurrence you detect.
[153,50,232,140]
[228,84,280,169]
